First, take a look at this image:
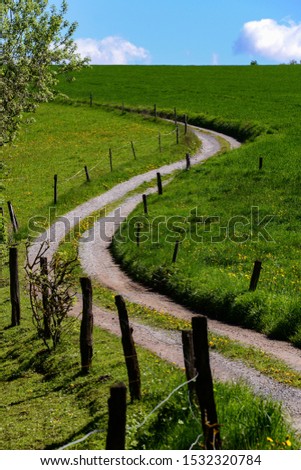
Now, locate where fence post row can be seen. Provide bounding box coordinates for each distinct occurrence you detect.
[9,246,21,327]
[80,277,93,374]
[192,315,221,450]
[106,383,127,450]
[115,295,141,401]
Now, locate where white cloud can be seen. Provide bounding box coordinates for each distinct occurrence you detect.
[75,36,151,65]
[234,19,301,62]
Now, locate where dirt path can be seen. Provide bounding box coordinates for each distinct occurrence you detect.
[28,123,301,436]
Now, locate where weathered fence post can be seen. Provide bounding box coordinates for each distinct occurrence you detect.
[80,277,93,374]
[192,315,221,450]
[186,153,191,170]
[106,383,127,450]
[7,201,19,233]
[109,149,113,172]
[84,165,91,182]
[40,257,51,339]
[142,194,148,214]
[54,175,58,205]
[115,295,141,401]
[176,126,179,144]
[249,260,262,291]
[172,240,180,263]
[9,246,20,326]
[154,104,157,119]
[156,172,163,195]
[158,133,162,152]
[185,114,188,134]
[181,330,196,397]
[259,157,263,170]
[131,141,137,160]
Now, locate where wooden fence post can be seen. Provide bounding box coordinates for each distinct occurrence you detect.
[158,133,162,152]
[54,175,58,205]
[142,194,148,214]
[106,383,127,450]
[80,277,93,374]
[181,330,196,397]
[172,240,180,263]
[192,315,221,450]
[131,141,137,160]
[89,93,93,107]
[176,126,179,144]
[40,257,51,339]
[7,201,19,233]
[249,260,262,291]
[109,149,113,172]
[156,172,163,195]
[259,157,263,170]
[84,165,91,182]
[154,104,157,119]
[185,114,188,134]
[9,246,20,326]
[186,153,191,170]
[115,295,141,401]
[174,107,177,126]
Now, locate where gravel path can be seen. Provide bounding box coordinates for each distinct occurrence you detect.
[28,124,301,437]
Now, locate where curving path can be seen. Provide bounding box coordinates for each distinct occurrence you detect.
[28,123,301,436]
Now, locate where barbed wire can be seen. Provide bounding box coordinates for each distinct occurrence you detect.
[58,429,104,450]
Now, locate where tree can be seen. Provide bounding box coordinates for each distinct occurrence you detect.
[0,0,89,145]
[25,241,78,350]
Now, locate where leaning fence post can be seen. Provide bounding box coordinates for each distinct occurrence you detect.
[131,141,137,160]
[7,201,19,233]
[249,260,262,291]
[192,315,221,450]
[80,277,93,374]
[115,295,141,401]
[106,383,127,450]
[84,165,91,182]
[9,246,21,326]
[172,240,180,263]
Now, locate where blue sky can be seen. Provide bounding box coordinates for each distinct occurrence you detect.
[53,0,301,65]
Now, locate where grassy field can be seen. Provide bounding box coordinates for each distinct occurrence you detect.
[1,65,301,449]
[58,65,301,347]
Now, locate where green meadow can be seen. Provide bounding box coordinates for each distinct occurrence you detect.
[1,65,301,449]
